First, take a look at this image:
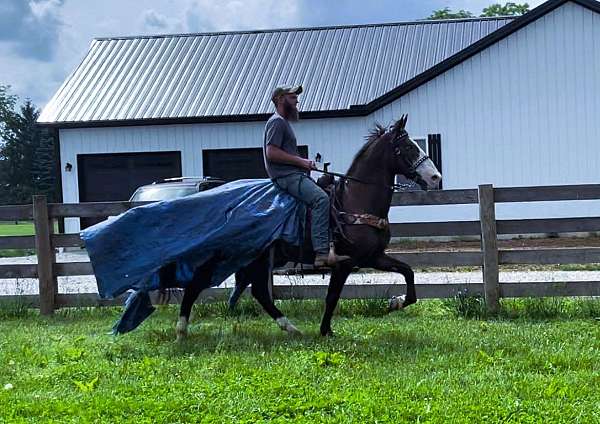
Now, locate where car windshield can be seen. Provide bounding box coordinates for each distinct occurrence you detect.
[199,182,225,191]
[131,186,197,202]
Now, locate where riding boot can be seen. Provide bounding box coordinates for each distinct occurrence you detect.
[314,243,351,268]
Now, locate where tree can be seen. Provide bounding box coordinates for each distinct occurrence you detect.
[427,7,473,20]
[0,85,20,204]
[0,88,59,205]
[0,85,18,152]
[481,2,530,16]
[0,86,17,122]
[427,2,529,20]
[0,101,38,204]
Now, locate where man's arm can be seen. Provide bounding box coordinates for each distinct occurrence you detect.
[266,144,314,170]
[264,118,314,170]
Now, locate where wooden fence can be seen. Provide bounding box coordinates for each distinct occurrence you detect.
[2,183,600,315]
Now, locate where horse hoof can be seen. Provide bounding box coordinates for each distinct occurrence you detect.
[320,327,334,337]
[287,326,303,336]
[387,295,405,311]
[402,296,417,308]
[176,317,189,342]
[276,317,303,335]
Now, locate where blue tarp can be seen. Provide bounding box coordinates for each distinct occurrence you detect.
[80,179,305,333]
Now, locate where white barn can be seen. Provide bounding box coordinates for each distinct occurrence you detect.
[38,0,600,234]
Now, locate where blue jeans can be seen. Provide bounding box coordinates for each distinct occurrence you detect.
[273,173,329,254]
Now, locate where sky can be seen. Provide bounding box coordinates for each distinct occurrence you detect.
[0,0,546,109]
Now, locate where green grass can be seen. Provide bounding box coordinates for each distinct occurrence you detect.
[0,221,60,258]
[1,299,600,423]
[0,221,35,237]
[0,221,35,257]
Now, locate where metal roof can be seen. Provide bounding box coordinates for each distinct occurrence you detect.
[39,17,513,125]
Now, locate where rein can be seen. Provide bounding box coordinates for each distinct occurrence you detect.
[313,168,414,191]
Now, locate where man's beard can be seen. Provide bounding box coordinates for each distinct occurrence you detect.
[283,100,299,121]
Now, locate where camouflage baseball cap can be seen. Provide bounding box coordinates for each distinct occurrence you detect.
[271,85,303,102]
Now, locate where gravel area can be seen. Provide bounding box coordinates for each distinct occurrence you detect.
[2,250,600,296]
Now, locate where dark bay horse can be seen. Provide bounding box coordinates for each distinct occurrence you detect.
[174,115,441,340]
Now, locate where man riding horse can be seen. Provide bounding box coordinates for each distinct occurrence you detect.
[264,85,350,267]
[84,82,442,338]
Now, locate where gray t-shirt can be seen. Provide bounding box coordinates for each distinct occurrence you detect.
[263,113,304,179]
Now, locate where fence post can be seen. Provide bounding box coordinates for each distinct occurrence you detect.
[33,195,56,315]
[478,184,500,313]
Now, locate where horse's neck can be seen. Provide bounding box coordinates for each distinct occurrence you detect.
[342,147,395,218]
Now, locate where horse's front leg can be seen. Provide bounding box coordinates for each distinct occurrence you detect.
[372,253,416,308]
[320,261,354,336]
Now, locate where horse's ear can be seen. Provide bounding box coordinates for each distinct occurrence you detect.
[397,114,407,129]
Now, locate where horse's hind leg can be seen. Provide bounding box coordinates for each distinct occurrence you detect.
[372,253,416,308]
[177,262,215,341]
[228,269,251,310]
[245,252,302,335]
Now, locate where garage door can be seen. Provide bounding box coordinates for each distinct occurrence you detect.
[77,151,181,228]
[202,146,308,181]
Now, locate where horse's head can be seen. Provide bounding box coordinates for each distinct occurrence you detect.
[388,114,441,190]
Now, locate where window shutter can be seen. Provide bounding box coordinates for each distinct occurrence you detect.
[427,134,442,189]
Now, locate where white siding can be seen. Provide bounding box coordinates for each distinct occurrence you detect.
[370,1,600,223]
[373,2,600,189]
[61,2,600,232]
[60,117,371,232]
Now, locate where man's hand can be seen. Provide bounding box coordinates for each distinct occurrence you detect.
[301,159,317,171]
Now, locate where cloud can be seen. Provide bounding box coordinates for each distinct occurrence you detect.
[0,0,65,62]
[0,44,64,107]
[184,0,300,32]
[141,9,184,33]
[0,1,30,40]
[142,9,170,30]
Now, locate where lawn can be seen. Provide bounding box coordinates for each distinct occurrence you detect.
[0,221,35,237]
[1,298,599,423]
[0,221,59,257]
[0,222,35,258]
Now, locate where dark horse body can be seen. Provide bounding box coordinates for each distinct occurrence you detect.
[173,115,441,339]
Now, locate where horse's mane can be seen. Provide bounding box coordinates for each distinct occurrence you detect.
[367,122,388,144]
[346,123,389,174]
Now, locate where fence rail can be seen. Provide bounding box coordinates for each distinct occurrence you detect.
[2,183,600,314]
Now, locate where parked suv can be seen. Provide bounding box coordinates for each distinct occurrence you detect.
[129,177,226,202]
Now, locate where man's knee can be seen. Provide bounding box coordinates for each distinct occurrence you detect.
[311,189,329,210]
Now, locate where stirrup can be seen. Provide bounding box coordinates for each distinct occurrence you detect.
[314,245,351,267]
